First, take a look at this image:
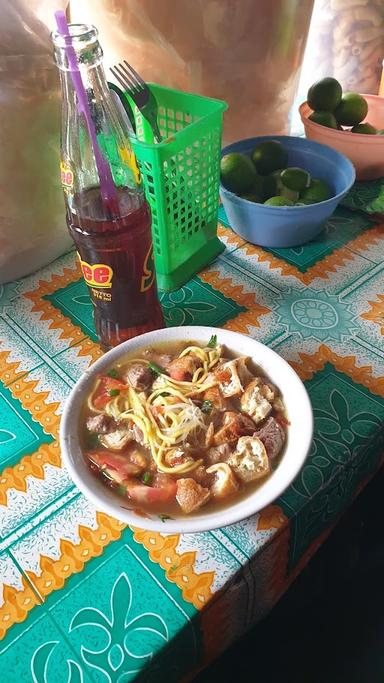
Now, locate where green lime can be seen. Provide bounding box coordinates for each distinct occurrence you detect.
[253,174,266,197]
[220,153,256,194]
[264,196,294,206]
[351,122,377,134]
[300,179,332,204]
[280,167,311,192]
[280,187,300,202]
[308,110,338,129]
[262,174,278,200]
[252,140,288,175]
[334,92,368,126]
[307,77,342,112]
[241,192,262,203]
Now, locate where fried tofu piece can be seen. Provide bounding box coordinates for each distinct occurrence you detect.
[206,462,239,499]
[176,478,210,513]
[228,436,270,482]
[214,357,253,398]
[213,411,255,445]
[240,378,273,424]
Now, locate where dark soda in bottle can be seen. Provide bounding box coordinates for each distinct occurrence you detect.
[53,24,164,349]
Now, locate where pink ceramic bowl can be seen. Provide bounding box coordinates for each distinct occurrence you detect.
[300,94,384,181]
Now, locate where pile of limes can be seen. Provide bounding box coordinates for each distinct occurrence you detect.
[220,140,332,207]
[307,76,383,135]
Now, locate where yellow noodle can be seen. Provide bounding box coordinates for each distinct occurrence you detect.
[91,343,224,474]
[87,378,104,414]
[179,345,208,361]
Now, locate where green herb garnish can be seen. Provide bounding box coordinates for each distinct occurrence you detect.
[149,361,166,375]
[86,433,100,449]
[101,469,115,483]
[201,399,213,414]
[109,389,120,397]
[158,514,172,522]
[207,334,217,348]
[117,484,127,495]
[142,471,152,486]
[169,564,178,573]
[107,368,119,379]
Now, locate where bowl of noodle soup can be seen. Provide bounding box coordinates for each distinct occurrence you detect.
[60,326,313,532]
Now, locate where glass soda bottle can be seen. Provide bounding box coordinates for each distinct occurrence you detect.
[52,24,164,349]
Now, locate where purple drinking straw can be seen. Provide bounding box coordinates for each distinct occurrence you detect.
[54,11,118,214]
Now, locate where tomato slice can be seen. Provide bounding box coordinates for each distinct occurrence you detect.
[87,450,139,477]
[125,474,177,504]
[93,376,128,409]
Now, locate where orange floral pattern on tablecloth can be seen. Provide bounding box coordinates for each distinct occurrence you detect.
[290,343,384,397]
[131,528,214,609]
[239,223,384,285]
[257,504,288,531]
[217,222,245,248]
[361,294,384,336]
[199,270,270,333]
[25,513,125,602]
[24,264,84,345]
[0,580,41,640]
[8,375,61,438]
[0,441,61,505]
[0,349,26,387]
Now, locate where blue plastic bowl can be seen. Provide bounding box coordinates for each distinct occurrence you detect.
[220,135,355,248]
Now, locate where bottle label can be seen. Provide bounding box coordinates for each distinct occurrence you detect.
[60,160,74,189]
[140,245,155,292]
[119,147,141,185]
[80,259,113,289]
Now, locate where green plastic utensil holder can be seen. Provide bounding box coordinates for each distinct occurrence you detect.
[127,84,228,291]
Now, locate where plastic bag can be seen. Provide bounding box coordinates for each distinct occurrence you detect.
[70,0,314,144]
[0,1,71,284]
[298,0,384,99]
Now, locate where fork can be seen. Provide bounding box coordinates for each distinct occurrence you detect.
[110,61,162,143]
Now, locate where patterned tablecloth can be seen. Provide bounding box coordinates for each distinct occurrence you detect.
[1,205,384,682]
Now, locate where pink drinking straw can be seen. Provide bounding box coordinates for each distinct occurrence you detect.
[54,11,118,215]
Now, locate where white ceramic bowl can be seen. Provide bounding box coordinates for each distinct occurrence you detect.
[60,326,313,533]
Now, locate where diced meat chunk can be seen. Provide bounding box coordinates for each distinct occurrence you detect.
[240,378,273,424]
[206,463,239,499]
[86,414,115,434]
[206,442,233,465]
[142,349,172,368]
[254,416,286,460]
[100,427,133,451]
[228,436,270,482]
[213,411,255,446]
[168,354,202,381]
[176,478,210,513]
[123,363,154,391]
